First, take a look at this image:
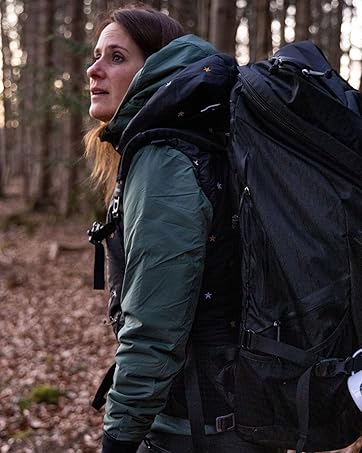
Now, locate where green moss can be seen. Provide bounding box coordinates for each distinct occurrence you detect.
[28,384,63,405]
[18,398,29,412]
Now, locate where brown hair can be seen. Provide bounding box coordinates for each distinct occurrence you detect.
[84,4,184,204]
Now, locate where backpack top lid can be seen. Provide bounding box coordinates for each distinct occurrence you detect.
[274,40,331,72]
[273,40,361,115]
[235,40,362,189]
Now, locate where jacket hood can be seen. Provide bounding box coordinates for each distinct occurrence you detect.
[100,34,218,148]
[119,52,237,150]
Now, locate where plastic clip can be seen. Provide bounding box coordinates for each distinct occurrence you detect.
[314,358,350,377]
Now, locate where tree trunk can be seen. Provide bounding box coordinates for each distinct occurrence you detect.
[19,0,38,202]
[95,0,109,12]
[327,0,344,72]
[198,0,210,40]
[0,128,5,197]
[168,0,198,34]
[278,0,287,48]
[143,0,162,8]
[60,0,85,216]
[33,0,56,210]
[318,0,331,53]
[249,0,272,62]
[0,0,11,196]
[311,0,323,48]
[295,0,311,41]
[209,0,237,55]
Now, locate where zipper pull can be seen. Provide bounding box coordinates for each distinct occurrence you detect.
[232,186,251,229]
[273,320,281,342]
[239,186,251,214]
[269,57,283,74]
[302,68,333,79]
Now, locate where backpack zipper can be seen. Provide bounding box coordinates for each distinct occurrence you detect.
[240,74,315,149]
[239,186,252,330]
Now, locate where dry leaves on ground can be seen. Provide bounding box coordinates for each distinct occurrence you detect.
[0,197,115,452]
[1,194,361,453]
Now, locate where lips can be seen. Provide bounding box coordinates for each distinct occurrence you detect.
[91,88,109,95]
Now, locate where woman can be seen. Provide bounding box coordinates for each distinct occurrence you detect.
[85,4,276,453]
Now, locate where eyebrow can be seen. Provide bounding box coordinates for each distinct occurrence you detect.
[93,44,129,55]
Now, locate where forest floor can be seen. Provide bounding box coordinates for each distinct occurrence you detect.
[1,182,362,453]
[0,182,115,453]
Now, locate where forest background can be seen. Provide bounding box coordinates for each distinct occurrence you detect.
[0,0,362,452]
[0,0,361,209]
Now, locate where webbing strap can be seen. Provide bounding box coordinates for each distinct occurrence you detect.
[88,221,116,290]
[94,242,105,290]
[242,330,318,368]
[243,325,317,452]
[92,362,116,411]
[183,342,208,452]
[295,366,314,453]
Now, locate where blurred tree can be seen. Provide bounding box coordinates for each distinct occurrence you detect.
[319,1,334,51]
[311,0,323,48]
[198,0,210,40]
[0,124,3,196]
[277,0,287,48]
[20,0,41,202]
[0,0,11,196]
[168,0,198,34]
[142,0,163,8]
[295,0,311,41]
[33,0,56,210]
[209,0,237,54]
[248,0,272,61]
[327,0,343,72]
[0,0,361,216]
[309,1,344,73]
[60,0,86,216]
[96,0,110,11]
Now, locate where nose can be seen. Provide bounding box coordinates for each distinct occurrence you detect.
[87,59,105,79]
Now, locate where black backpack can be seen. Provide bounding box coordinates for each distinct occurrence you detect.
[213,40,362,452]
[89,41,362,453]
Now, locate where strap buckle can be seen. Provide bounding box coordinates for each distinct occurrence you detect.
[87,221,116,245]
[314,358,351,377]
[88,221,103,245]
[240,329,254,349]
[216,413,235,432]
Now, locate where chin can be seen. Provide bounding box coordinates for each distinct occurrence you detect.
[89,106,113,123]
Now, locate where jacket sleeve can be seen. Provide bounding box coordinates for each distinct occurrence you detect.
[103,144,213,444]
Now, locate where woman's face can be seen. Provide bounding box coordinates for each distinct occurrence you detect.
[87,22,145,122]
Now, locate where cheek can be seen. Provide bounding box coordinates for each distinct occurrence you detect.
[113,71,136,100]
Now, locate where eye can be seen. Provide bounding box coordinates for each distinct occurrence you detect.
[93,54,101,62]
[112,53,124,63]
